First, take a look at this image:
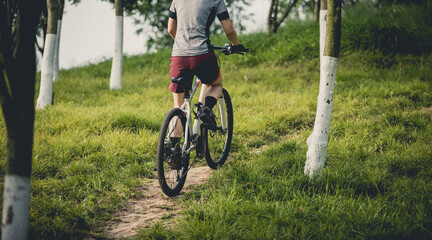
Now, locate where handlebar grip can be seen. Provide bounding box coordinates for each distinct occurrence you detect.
[212,45,225,50]
[212,44,250,54]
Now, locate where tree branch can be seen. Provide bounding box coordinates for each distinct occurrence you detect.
[58,0,65,20]
[35,37,44,55]
[276,0,298,27]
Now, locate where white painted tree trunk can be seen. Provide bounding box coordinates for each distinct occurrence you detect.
[1,175,31,240]
[53,19,62,82]
[305,56,338,177]
[36,33,57,110]
[305,0,341,177]
[110,15,123,90]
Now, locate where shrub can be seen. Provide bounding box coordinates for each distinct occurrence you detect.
[342,1,432,54]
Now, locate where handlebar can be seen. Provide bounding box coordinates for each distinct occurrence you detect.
[212,43,249,56]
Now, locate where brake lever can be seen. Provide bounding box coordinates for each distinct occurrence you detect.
[221,49,230,55]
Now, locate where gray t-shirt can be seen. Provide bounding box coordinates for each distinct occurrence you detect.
[169,0,230,56]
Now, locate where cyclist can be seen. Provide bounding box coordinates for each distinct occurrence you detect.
[168,0,245,126]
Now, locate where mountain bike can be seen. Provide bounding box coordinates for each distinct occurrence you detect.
[156,44,249,196]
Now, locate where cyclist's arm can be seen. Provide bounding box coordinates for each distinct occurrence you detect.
[220,18,240,46]
[168,18,177,39]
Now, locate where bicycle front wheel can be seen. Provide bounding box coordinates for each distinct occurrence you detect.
[157,108,189,197]
[203,88,233,169]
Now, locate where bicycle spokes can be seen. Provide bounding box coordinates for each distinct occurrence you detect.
[157,108,189,197]
[203,89,233,169]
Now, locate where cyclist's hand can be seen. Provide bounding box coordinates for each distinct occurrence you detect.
[230,44,247,54]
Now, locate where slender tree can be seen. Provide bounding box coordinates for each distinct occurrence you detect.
[267,0,299,33]
[0,0,42,239]
[110,0,124,90]
[314,0,320,22]
[36,1,48,56]
[36,0,60,109]
[304,0,341,177]
[53,0,65,82]
[319,0,327,60]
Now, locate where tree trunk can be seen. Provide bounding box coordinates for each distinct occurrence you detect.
[0,1,41,239]
[305,0,341,178]
[53,0,64,82]
[36,0,60,109]
[267,0,298,34]
[110,0,124,90]
[323,0,341,58]
[267,0,276,34]
[36,2,48,56]
[319,0,327,60]
[314,0,321,23]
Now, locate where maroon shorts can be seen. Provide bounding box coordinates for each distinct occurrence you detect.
[169,53,221,93]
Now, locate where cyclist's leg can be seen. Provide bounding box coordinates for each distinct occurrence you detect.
[198,74,222,125]
[204,75,223,102]
[199,84,208,103]
[173,92,184,108]
[170,55,192,108]
[170,56,192,137]
[203,88,233,169]
[194,53,222,123]
[198,75,222,104]
[171,93,184,139]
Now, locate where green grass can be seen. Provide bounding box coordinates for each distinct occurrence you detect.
[341,1,432,54]
[1,4,432,238]
[132,50,432,239]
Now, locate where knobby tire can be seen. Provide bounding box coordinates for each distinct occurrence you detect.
[203,88,233,169]
[156,108,189,197]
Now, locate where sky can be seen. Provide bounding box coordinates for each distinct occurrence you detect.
[56,0,270,69]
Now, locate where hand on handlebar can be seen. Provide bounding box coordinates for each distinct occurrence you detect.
[230,44,247,54]
[214,43,249,55]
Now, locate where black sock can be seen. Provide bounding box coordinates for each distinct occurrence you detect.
[205,96,217,110]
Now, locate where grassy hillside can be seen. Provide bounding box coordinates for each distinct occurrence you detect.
[1,2,432,239]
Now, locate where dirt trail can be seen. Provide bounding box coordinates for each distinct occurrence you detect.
[104,166,212,239]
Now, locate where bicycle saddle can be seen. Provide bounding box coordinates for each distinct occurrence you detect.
[171,77,191,95]
[171,77,185,84]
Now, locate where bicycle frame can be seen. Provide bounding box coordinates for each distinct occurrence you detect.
[164,43,247,159]
[158,44,247,196]
[180,78,202,155]
[165,77,228,157]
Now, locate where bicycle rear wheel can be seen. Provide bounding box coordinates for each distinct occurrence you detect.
[203,88,233,169]
[157,108,189,196]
